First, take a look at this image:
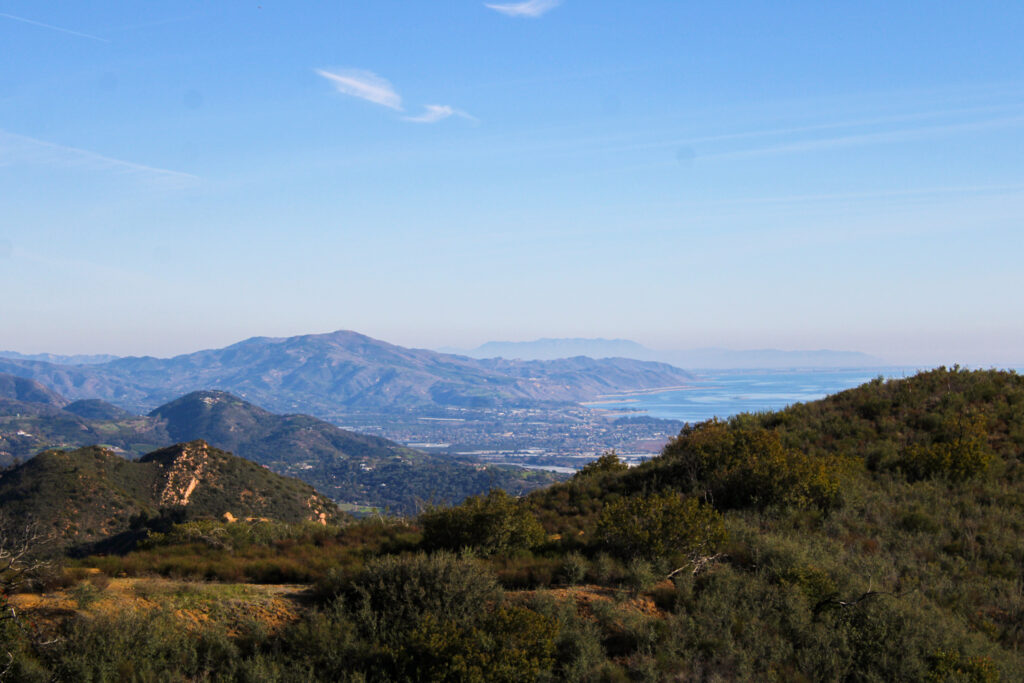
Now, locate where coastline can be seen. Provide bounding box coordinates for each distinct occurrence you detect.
[582,384,697,404]
[578,369,900,423]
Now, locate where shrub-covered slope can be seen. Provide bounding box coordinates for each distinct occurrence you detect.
[0,383,560,513]
[0,440,340,544]
[509,367,1024,679]
[10,368,1024,681]
[149,390,560,514]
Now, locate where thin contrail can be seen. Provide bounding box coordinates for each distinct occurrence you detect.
[0,129,199,185]
[0,12,109,43]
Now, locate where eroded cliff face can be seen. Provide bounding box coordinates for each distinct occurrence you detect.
[156,440,209,507]
[147,439,339,524]
[0,441,343,548]
[305,495,331,525]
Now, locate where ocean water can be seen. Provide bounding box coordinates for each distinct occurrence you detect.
[590,367,919,423]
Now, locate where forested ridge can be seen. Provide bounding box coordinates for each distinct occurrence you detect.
[3,367,1023,681]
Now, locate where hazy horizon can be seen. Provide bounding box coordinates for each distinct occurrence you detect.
[2,3,1022,366]
[1,327,1021,370]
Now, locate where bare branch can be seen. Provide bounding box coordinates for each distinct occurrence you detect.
[0,513,55,595]
[0,652,13,680]
[667,553,725,580]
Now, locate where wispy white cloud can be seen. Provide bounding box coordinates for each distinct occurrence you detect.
[0,12,109,42]
[485,0,562,18]
[403,105,477,124]
[315,68,403,110]
[0,130,197,186]
[317,68,474,124]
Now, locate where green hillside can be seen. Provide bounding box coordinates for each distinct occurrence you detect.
[150,390,561,514]
[63,399,135,421]
[0,378,561,513]
[0,440,340,545]
[509,366,1024,678]
[0,399,169,464]
[9,368,1023,681]
[0,446,159,543]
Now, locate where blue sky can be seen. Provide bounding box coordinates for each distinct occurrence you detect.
[1,1,1022,365]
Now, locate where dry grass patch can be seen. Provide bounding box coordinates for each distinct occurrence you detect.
[11,575,311,635]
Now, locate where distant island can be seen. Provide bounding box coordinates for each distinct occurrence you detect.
[444,337,886,369]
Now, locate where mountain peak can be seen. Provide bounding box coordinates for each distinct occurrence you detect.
[1,330,697,414]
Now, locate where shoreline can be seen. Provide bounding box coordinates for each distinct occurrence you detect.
[583,384,696,404]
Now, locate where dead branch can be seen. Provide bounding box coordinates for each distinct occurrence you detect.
[667,553,725,579]
[0,514,53,595]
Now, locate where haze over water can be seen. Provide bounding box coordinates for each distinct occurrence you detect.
[590,368,918,423]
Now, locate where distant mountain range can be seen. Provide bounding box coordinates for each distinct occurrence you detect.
[0,350,119,365]
[0,330,694,415]
[445,338,885,369]
[0,374,559,513]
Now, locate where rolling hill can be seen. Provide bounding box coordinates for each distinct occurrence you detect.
[0,373,67,407]
[17,366,1022,680]
[147,390,559,513]
[0,440,340,545]
[502,366,1024,678]
[63,398,135,421]
[0,375,560,513]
